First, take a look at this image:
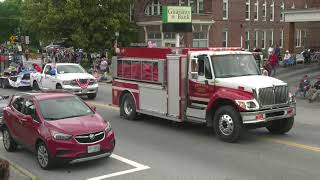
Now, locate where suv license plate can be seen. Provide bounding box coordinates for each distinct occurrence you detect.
[88,144,100,153]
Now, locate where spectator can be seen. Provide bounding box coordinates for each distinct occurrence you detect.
[50,63,57,76]
[308,76,320,103]
[268,48,278,77]
[283,50,293,66]
[295,75,311,97]
[100,57,108,73]
[0,159,10,180]
[25,48,29,61]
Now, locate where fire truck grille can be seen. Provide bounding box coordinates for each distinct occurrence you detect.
[75,131,105,144]
[258,85,288,106]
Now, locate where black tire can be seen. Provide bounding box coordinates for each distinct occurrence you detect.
[213,106,243,143]
[1,79,8,89]
[120,93,137,120]
[36,142,54,170]
[2,128,18,152]
[266,117,294,134]
[87,93,97,100]
[32,81,40,90]
[56,84,62,89]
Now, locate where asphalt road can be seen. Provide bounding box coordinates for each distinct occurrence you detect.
[1,63,320,180]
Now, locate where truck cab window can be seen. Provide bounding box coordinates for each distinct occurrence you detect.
[44,65,51,75]
[197,58,205,76]
[198,55,212,79]
[204,56,212,79]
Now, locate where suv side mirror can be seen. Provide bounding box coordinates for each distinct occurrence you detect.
[91,105,97,112]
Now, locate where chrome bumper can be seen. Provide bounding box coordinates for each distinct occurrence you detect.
[241,104,296,124]
[63,85,98,95]
[69,152,111,164]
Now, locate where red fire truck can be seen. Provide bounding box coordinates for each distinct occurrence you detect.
[111,47,296,142]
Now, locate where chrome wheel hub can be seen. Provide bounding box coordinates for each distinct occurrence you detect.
[37,145,49,167]
[219,114,234,136]
[124,99,133,115]
[3,130,10,149]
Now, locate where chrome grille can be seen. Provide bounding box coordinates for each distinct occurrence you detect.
[75,131,105,144]
[258,85,288,106]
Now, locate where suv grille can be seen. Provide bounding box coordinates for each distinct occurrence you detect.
[258,85,288,106]
[75,131,105,144]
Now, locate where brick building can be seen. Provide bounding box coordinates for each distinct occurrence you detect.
[132,0,320,53]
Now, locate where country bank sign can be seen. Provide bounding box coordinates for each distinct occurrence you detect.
[162,6,192,32]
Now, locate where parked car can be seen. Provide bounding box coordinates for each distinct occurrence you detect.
[2,91,115,169]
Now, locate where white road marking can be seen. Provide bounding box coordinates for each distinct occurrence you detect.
[87,154,150,180]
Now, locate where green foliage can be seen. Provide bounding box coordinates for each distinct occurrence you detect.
[80,57,91,70]
[21,0,138,52]
[0,0,22,43]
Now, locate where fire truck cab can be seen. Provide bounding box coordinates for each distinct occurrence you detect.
[112,47,296,142]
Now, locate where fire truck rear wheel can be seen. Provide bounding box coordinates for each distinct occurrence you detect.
[213,105,243,143]
[266,117,294,134]
[120,93,136,120]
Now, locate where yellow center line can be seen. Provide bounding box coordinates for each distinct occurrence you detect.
[263,138,320,153]
[87,101,320,153]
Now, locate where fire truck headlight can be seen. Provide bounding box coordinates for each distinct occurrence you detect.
[235,100,259,110]
[288,92,296,103]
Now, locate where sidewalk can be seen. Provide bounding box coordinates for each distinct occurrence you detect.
[10,166,30,180]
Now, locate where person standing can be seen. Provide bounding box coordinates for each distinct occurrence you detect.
[309,76,320,103]
[268,48,278,77]
[25,48,29,61]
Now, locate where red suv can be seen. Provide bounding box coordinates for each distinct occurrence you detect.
[2,91,115,169]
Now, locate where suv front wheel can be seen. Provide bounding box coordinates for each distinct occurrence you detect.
[37,142,54,170]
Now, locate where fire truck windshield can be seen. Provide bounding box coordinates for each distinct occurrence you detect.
[211,54,260,78]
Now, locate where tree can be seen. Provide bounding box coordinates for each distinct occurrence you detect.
[0,0,22,43]
[22,0,138,52]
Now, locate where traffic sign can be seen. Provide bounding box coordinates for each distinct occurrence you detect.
[9,35,16,44]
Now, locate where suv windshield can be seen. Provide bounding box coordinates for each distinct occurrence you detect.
[57,65,85,74]
[211,54,260,78]
[39,96,93,121]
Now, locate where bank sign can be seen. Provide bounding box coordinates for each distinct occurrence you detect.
[162,6,192,23]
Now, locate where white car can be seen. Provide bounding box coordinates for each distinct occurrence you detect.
[30,63,98,99]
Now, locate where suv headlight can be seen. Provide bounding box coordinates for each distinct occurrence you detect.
[63,80,71,85]
[89,79,97,84]
[51,131,72,141]
[235,99,260,110]
[105,122,112,132]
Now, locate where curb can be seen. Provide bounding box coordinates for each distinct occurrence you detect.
[0,155,39,180]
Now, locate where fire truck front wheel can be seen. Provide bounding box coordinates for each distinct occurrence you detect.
[266,117,294,134]
[213,106,243,143]
[120,93,137,120]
